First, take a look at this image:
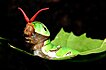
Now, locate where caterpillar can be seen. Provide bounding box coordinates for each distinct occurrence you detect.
[18,7,79,60]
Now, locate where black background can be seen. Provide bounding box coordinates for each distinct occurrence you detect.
[0,0,106,70]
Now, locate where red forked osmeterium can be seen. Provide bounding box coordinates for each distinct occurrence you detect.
[18,7,49,23]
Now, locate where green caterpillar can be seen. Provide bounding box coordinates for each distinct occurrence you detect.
[18,7,79,60]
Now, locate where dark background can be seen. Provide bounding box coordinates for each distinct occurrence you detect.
[0,0,106,70]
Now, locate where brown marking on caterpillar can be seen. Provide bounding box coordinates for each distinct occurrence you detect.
[66,52,71,56]
[25,30,49,50]
[49,46,61,52]
[24,23,35,36]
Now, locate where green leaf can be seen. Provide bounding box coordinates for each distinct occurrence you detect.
[51,28,106,56]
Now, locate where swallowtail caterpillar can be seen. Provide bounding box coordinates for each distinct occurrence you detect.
[18,7,79,60]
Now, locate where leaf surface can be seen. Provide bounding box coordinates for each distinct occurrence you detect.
[52,28,106,55]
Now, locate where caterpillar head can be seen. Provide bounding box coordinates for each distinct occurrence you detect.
[18,7,50,37]
[18,7,50,50]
